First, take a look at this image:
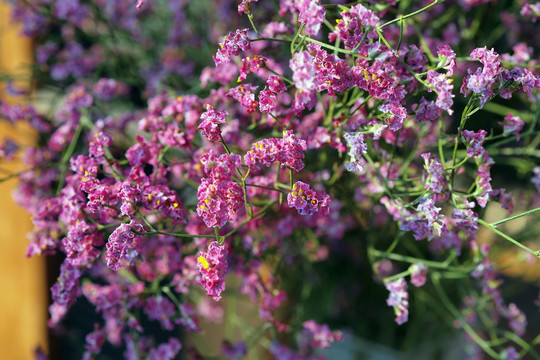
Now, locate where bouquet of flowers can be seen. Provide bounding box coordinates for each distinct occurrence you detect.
[1,0,540,358]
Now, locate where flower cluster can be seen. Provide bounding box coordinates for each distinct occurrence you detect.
[3,0,540,358]
[197,241,228,301]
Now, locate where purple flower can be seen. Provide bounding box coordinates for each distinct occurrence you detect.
[300,320,342,349]
[144,296,176,330]
[288,181,330,216]
[197,241,228,301]
[426,70,454,115]
[385,278,409,325]
[344,132,367,174]
[106,221,145,271]
[330,4,379,49]
[421,153,446,194]
[409,263,428,287]
[504,303,527,336]
[221,341,247,360]
[51,260,81,307]
[462,129,487,158]
[532,167,540,193]
[499,113,524,140]
[147,338,182,360]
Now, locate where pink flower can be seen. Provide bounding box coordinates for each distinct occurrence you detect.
[499,113,524,140]
[288,181,330,216]
[199,104,227,142]
[197,241,228,301]
[213,29,251,66]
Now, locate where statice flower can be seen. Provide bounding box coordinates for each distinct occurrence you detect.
[82,325,106,360]
[267,75,287,94]
[213,28,251,66]
[330,4,379,49]
[437,45,457,76]
[501,347,520,360]
[504,303,527,337]
[199,104,227,142]
[299,320,343,349]
[385,278,409,325]
[415,97,441,122]
[290,50,317,111]
[0,139,18,161]
[88,131,112,158]
[51,260,81,307]
[426,70,454,115]
[421,153,446,194]
[380,100,407,132]
[462,129,487,158]
[197,241,228,301]
[461,47,502,107]
[452,201,479,236]
[147,338,182,360]
[344,132,367,174]
[533,167,540,193]
[288,181,330,216]
[238,55,266,82]
[296,0,325,37]
[499,113,524,140]
[521,3,540,22]
[245,130,307,172]
[409,263,428,287]
[221,341,247,360]
[197,178,244,228]
[474,154,494,207]
[144,296,176,330]
[106,221,145,271]
[238,0,258,14]
[228,84,259,113]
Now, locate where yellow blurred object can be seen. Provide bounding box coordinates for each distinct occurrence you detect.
[0,2,48,360]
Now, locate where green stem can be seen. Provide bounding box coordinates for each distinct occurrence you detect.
[490,207,540,226]
[478,218,539,257]
[380,0,446,29]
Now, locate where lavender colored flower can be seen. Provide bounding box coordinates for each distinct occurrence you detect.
[221,341,247,360]
[147,338,182,360]
[0,138,19,161]
[106,221,145,271]
[288,181,330,216]
[51,260,81,307]
[300,320,343,349]
[533,167,540,193]
[504,303,527,337]
[344,132,367,174]
[421,153,446,194]
[144,296,176,330]
[462,129,487,158]
[452,201,479,236]
[426,70,454,115]
[197,241,228,301]
[409,263,428,287]
[385,278,409,325]
[415,97,441,122]
[197,178,244,229]
[499,113,524,140]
